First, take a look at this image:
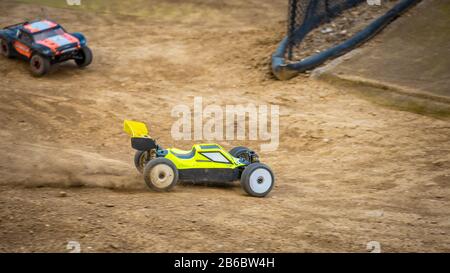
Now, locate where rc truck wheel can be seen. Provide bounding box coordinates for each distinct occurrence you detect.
[30,54,50,77]
[240,163,274,197]
[75,46,92,68]
[143,158,178,192]
[134,150,152,173]
[229,146,251,161]
[0,39,13,58]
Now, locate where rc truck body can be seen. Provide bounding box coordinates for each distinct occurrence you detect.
[124,120,275,197]
[0,20,92,76]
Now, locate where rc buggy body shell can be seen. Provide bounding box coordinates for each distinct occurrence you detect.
[162,145,246,182]
[124,120,275,197]
[124,120,246,182]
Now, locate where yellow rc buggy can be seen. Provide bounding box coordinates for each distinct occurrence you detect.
[123,120,274,197]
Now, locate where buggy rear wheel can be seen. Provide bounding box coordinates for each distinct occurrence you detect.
[30,54,50,77]
[143,158,178,192]
[134,150,152,173]
[0,39,13,58]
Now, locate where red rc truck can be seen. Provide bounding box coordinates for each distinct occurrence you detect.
[0,19,92,76]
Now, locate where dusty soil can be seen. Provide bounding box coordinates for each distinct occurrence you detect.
[0,0,449,252]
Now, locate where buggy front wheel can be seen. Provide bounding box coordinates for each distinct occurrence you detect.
[75,46,92,68]
[229,146,251,160]
[240,163,274,197]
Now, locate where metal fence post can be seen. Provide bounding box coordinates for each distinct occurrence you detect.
[287,0,298,60]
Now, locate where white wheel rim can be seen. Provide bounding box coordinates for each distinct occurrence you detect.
[249,168,272,194]
[150,164,174,189]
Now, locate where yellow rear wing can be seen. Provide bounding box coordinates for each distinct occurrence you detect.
[123,120,149,138]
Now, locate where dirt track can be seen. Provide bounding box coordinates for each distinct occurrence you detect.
[0,0,449,252]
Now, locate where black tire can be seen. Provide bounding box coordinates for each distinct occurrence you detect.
[229,146,251,161]
[134,150,152,173]
[0,39,13,58]
[75,46,92,68]
[30,54,51,77]
[143,158,178,192]
[240,163,274,197]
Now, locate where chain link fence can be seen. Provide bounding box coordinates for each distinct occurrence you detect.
[286,0,365,60]
[272,0,421,80]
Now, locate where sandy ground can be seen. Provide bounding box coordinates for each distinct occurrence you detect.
[0,0,449,252]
